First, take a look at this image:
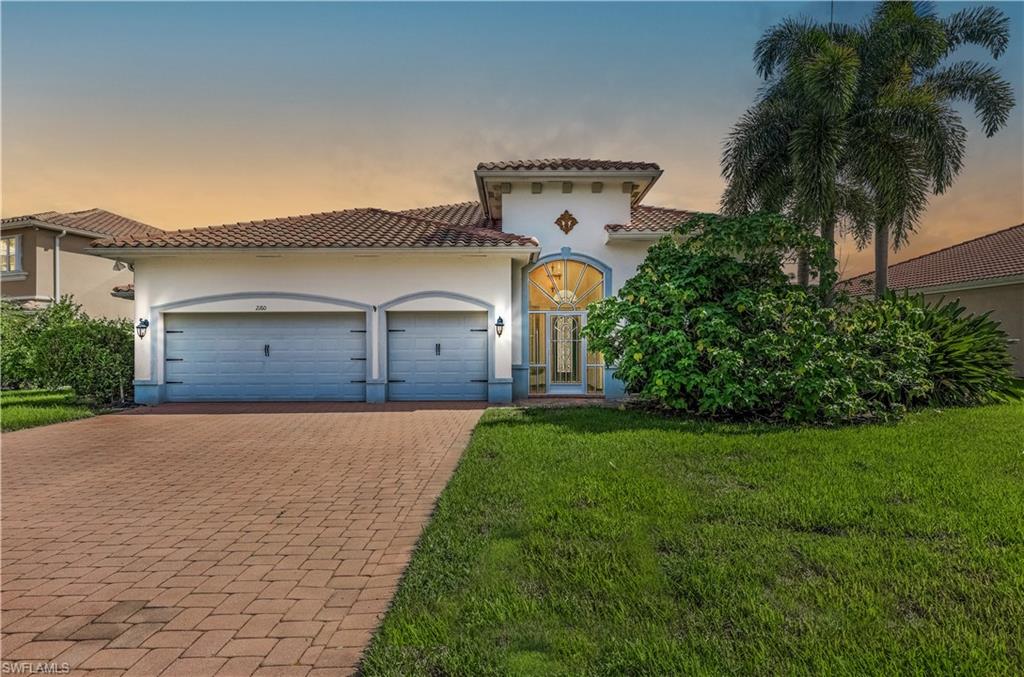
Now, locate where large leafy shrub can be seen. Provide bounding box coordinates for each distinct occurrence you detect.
[583,213,934,423]
[853,294,1021,406]
[1,300,37,388]
[1,297,134,404]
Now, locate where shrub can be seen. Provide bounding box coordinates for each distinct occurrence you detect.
[1,300,37,388]
[858,295,1021,406]
[583,213,934,423]
[1,297,134,404]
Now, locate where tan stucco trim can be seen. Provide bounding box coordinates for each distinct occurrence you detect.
[904,275,1024,296]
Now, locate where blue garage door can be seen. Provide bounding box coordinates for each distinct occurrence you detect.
[164,312,366,401]
[387,311,488,401]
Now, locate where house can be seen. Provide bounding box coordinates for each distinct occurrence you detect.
[89,158,694,404]
[841,223,1024,376]
[1,208,162,319]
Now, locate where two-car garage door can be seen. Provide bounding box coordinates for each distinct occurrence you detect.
[162,310,488,402]
[164,313,367,402]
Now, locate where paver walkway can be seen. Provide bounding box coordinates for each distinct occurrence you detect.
[1,402,485,676]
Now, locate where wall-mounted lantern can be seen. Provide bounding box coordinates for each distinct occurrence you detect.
[135,318,150,339]
[495,316,505,337]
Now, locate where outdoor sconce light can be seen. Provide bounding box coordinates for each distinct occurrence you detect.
[135,318,150,339]
[495,316,505,337]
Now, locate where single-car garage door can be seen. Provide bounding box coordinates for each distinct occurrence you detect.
[164,312,367,401]
[387,311,488,401]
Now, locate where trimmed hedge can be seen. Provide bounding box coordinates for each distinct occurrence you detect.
[1,297,134,405]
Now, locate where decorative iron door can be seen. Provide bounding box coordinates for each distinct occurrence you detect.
[547,312,585,394]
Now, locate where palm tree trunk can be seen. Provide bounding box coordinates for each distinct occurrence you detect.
[797,252,810,287]
[821,220,836,269]
[821,218,836,303]
[874,223,889,299]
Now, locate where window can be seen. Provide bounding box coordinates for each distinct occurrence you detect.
[1,236,21,273]
[528,260,604,311]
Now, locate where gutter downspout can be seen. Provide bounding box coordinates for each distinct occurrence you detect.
[53,229,66,302]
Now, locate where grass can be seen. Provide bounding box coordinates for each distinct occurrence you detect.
[1,388,94,431]
[363,403,1024,676]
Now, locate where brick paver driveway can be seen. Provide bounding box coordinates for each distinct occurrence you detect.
[1,402,485,676]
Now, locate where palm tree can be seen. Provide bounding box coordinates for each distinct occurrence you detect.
[723,2,1015,298]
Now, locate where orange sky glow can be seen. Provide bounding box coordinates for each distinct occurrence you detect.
[3,2,1021,277]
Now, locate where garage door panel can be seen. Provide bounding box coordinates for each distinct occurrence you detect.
[387,311,488,401]
[164,312,366,401]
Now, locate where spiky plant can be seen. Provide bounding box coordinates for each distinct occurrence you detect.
[915,298,1022,405]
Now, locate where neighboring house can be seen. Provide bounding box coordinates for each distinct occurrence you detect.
[89,158,695,404]
[841,223,1024,376]
[1,208,162,319]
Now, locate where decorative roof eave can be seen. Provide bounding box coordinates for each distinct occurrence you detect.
[474,169,664,225]
[89,244,540,260]
[605,230,671,242]
[844,273,1024,298]
[0,217,106,240]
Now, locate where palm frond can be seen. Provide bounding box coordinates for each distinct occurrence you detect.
[753,17,824,79]
[925,61,1015,136]
[941,6,1010,59]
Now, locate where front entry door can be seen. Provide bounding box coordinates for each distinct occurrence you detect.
[547,312,586,394]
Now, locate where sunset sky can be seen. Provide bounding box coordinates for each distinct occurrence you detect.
[3,1,1021,276]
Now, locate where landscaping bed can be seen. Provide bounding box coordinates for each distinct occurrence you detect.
[1,388,95,431]
[363,404,1024,675]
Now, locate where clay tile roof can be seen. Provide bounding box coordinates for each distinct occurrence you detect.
[476,158,661,172]
[93,207,537,250]
[111,283,134,300]
[1,208,162,239]
[606,205,698,232]
[840,223,1024,296]
[398,201,490,228]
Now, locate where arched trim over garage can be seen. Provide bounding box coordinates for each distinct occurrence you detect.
[377,290,507,402]
[135,292,374,403]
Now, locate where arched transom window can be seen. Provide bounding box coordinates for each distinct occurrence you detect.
[528,259,604,310]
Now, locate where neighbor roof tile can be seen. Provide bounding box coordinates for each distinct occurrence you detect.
[840,223,1024,296]
[2,208,162,239]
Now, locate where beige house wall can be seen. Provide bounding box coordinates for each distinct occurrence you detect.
[921,282,1024,377]
[0,228,135,319]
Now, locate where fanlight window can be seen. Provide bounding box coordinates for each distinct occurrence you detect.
[528,260,604,310]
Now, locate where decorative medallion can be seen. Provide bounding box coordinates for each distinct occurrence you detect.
[555,210,578,235]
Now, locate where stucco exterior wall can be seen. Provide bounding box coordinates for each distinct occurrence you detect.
[56,235,135,319]
[921,282,1024,376]
[501,184,652,293]
[500,182,657,392]
[1,228,134,318]
[131,252,516,399]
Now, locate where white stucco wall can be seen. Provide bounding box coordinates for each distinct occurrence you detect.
[501,185,652,293]
[500,181,659,373]
[131,252,516,385]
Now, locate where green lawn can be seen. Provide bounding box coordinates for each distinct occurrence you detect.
[1,388,94,431]
[363,404,1024,676]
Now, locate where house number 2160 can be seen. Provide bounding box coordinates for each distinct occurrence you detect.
[255,305,268,311]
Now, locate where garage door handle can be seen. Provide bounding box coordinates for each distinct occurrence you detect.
[264,344,270,357]
[435,343,441,356]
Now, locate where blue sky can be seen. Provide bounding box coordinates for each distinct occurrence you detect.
[3,2,1021,275]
